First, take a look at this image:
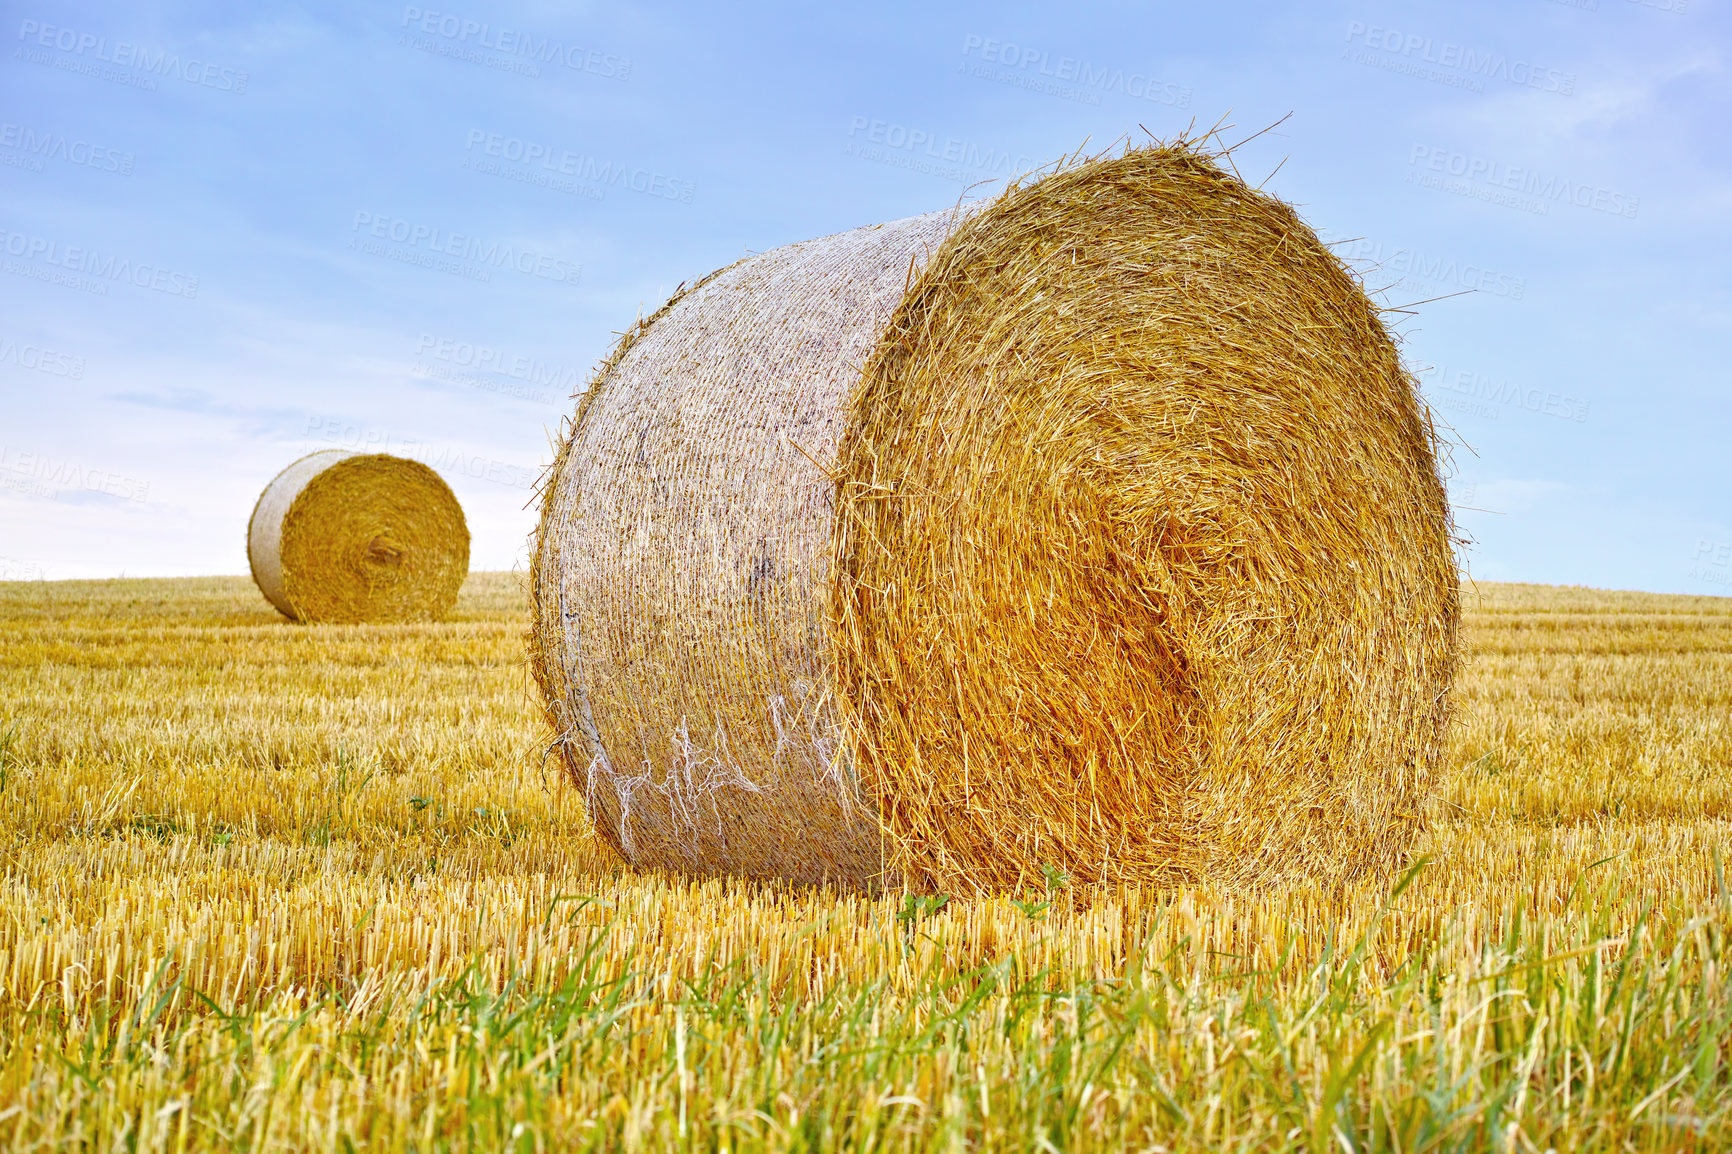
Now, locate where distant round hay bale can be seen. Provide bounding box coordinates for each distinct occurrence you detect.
[531,142,1460,894]
[248,450,469,624]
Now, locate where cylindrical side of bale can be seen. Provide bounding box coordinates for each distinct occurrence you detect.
[532,143,1459,894]
[248,450,470,624]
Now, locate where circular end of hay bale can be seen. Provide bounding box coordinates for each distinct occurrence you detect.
[831,148,1459,894]
[248,451,469,623]
[532,142,1457,893]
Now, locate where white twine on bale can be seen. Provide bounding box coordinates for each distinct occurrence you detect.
[248,449,355,619]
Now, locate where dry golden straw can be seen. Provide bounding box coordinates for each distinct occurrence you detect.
[249,450,469,624]
[532,140,1459,895]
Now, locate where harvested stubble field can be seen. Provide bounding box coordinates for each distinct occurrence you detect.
[2,575,1731,1152]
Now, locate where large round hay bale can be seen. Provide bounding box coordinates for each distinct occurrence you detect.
[248,450,469,624]
[531,143,1459,894]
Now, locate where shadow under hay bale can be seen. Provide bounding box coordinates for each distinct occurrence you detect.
[249,450,470,624]
[531,141,1460,895]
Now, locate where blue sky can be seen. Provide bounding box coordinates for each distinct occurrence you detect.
[1,0,1727,593]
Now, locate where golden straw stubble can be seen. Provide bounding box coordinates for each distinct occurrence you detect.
[533,141,1458,894]
[249,451,470,624]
